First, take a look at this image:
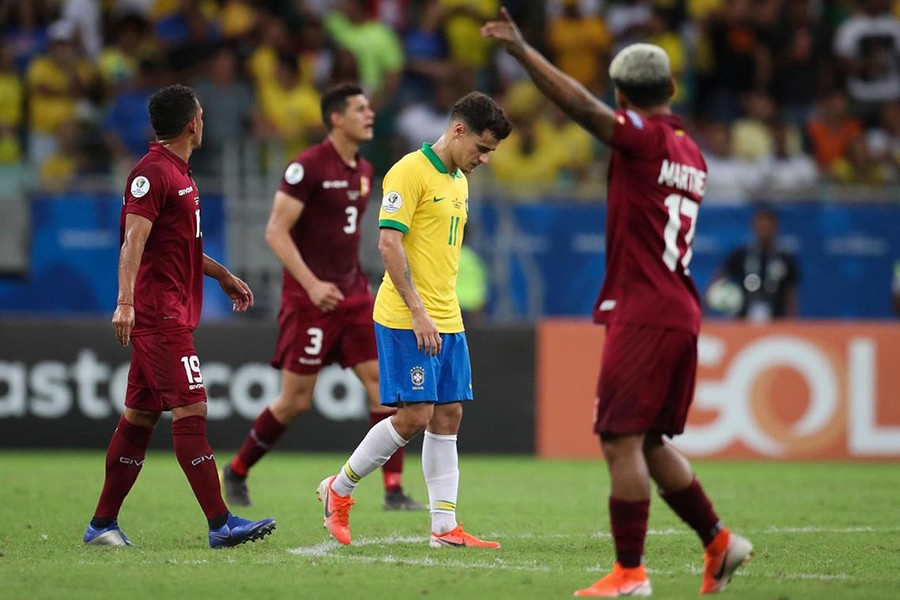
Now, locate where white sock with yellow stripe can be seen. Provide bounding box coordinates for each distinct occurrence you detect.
[423,430,459,534]
[332,417,408,497]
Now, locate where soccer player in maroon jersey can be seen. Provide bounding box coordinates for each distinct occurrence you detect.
[484,10,753,597]
[83,85,276,548]
[221,83,424,511]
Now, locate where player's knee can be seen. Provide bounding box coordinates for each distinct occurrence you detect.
[600,433,642,461]
[124,408,160,429]
[393,404,432,438]
[430,402,463,433]
[272,391,313,421]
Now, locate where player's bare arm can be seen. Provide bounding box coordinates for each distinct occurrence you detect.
[203,254,254,312]
[266,190,344,312]
[378,228,442,356]
[113,213,152,347]
[481,7,616,143]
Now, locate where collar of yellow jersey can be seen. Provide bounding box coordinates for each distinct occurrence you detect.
[420,143,463,178]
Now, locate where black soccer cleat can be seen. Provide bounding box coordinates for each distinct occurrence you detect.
[221,464,252,507]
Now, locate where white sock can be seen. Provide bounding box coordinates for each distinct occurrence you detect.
[332,418,408,497]
[422,430,459,534]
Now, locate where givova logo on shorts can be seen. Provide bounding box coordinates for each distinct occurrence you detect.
[410,366,425,390]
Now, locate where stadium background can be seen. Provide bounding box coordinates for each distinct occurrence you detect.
[1,0,898,461]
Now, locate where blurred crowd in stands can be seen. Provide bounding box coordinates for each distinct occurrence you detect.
[0,0,898,200]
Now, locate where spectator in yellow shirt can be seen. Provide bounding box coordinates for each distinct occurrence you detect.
[489,82,570,197]
[257,52,323,158]
[546,0,612,93]
[38,119,80,192]
[98,14,149,97]
[25,21,99,166]
[0,42,24,164]
[441,0,498,88]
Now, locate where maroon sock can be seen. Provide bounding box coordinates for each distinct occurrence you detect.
[94,416,154,519]
[231,407,287,477]
[371,411,403,492]
[661,478,722,546]
[609,497,650,568]
[172,415,228,521]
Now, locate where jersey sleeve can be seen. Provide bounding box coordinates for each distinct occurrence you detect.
[379,159,423,234]
[278,156,318,204]
[610,109,666,159]
[124,163,169,223]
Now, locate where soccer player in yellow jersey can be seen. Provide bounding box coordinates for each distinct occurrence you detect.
[317,92,511,548]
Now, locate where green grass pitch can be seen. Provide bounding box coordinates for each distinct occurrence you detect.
[1,451,898,599]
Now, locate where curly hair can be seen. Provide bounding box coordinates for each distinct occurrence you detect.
[148,84,199,139]
[450,92,512,141]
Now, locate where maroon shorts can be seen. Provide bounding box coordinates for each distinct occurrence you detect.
[271,292,377,375]
[126,328,207,411]
[593,323,697,437]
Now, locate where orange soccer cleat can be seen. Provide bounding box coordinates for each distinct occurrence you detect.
[316,476,355,545]
[574,563,652,597]
[701,528,753,594]
[429,523,501,549]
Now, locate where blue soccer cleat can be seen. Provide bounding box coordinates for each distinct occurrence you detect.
[208,512,276,549]
[83,520,134,547]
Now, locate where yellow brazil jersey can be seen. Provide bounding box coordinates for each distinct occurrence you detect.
[374,143,469,333]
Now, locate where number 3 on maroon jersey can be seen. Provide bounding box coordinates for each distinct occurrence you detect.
[662,193,698,273]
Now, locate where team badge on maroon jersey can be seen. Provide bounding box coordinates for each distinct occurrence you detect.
[284,162,304,185]
[360,175,369,197]
[131,176,150,198]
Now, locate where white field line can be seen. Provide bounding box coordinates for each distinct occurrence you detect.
[287,526,899,582]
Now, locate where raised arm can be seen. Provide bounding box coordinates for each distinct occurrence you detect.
[481,7,616,143]
[378,227,441,356]
[112,213,152,346]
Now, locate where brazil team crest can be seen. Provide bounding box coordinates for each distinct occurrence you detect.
[410,366,425,390]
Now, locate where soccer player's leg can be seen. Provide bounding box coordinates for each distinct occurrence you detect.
[573,433,652,596]
[642,330,752,594]
[84,345,161,547]
[426,332,498,549]
[352,358,425,511]
[319,325,428,543]
[84,408,158,546]
[576,324,664,594]
[225,304,332,506]
[342,304,423,510]
[646,441,753,594]
[158,330,275,548]
[319,402,428,544]
[225,370,316,507]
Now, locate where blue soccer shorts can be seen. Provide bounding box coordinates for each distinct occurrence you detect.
[374,323,474,406]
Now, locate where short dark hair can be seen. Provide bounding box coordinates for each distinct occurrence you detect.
[320,83,365,130]
[450,92,512,141]
[148,84,198,139]
[613,80,671,109]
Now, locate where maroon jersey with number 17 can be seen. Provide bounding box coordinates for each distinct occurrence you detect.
[594,109,706,336]
[121,142,204,335]
[278,138,374,301]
